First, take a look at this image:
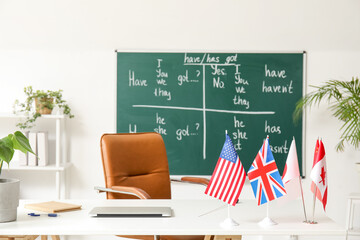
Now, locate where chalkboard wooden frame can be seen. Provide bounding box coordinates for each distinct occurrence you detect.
[116,51,306,177]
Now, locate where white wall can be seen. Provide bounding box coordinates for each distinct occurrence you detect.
[0,0,360,239]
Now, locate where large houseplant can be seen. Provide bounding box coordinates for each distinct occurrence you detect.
[294,77,360,180]
[293,77,360,152]
[13,86,74,129]
[0,131,35,222]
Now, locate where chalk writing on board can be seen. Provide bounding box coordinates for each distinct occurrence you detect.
[155,59,171,100]
[129,70,148,87]
[131,53,277,159]
[117,52,304,175]
[263,64,294,94]
[154,113,167,135]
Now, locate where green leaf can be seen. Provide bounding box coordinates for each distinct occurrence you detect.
[0,139,15,164]
[1,135,14,149]
[11,131,35,154]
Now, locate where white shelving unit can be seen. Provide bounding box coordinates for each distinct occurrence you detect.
[347,193,360,239]
[0,113,71,199]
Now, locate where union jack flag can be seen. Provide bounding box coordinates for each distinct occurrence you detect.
[247,137,286,205]
[205,134,246,206]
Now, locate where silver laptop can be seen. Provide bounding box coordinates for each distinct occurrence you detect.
[89,206,172,217]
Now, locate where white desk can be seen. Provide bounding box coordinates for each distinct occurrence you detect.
[0,199,346,238]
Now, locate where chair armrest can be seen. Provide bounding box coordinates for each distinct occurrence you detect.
[171,177,210,186]
[94,186,151,199]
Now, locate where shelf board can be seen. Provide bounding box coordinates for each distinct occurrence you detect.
[2,162,71,171]
[349,192,360,199]
[0,113,65,119]
[348,229,360,235]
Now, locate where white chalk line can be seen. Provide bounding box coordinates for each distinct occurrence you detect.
[132,105,275,115]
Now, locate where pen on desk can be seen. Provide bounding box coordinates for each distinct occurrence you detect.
[198,199,241,217]
[28,213,58,217]
[198,204,227,217]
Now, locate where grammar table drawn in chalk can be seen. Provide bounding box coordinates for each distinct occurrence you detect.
[117,52,304,175]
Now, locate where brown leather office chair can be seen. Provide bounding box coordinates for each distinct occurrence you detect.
[97,132,210,240]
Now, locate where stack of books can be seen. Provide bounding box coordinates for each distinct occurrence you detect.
[19,131,49,166]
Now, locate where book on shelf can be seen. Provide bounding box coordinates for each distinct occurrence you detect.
[37,131,49,166]
[28,132,37,166]
[19,131,29,166]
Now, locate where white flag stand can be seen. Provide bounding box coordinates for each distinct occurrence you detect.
[259,202,277,227]
[220,205,239,228]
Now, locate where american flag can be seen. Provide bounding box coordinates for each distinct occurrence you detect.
[247,137,286,205]
[205,134,246,206]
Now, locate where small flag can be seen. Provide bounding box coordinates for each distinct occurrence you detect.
[310,139,328,211]
[205,134,246,206]
[247,136,287,205]
[280,138,302,202]
[282,138,300,184]
[314,139,320,161]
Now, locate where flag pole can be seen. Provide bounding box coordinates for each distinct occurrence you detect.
[220,130,239,229]
[311,189,317,224]
[299,176,308,222]
[228,204,231,218]
[259,202,277,227]
[309,137,319,224]
[224,128,230,222]
[220,204,239,228]
[294,135,308,223]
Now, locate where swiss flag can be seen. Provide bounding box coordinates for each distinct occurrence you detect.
[310,139,328,211]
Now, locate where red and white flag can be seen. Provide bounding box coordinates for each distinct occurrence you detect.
[310,139,328,211]
[281,138,301,201]
[205,134,246,206]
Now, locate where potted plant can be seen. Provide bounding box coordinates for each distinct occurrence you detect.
[293,77,360,175]
[13,86,74,129]
[0,131,35,222]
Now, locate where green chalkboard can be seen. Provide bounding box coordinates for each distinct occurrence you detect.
[117,52,304,176]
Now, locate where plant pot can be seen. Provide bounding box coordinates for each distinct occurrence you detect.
[0,178,20,222]
[35,97,53,115]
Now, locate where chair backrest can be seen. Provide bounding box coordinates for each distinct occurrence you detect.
[100,132,171,199]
